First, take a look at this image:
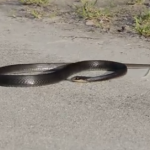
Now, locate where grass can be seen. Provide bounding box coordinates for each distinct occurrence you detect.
[19,0,57,19]
[134,10,150,37]
[29,9,44,19]
[75,0,150,37]
[17,0,150,38]
[75,0,112,28]
[27,8,57,19]
[19,0,49,6]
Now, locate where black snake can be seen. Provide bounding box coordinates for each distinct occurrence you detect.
[0,60,149,87]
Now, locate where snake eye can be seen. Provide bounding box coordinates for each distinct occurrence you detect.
[71,76,80,81]
[74,77,80,80]
[70,76,88,83]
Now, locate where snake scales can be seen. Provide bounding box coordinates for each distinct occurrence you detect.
[0,60,149,87]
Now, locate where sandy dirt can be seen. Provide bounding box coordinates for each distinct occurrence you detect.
[0,1,150,150]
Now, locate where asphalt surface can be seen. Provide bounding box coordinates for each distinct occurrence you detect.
[0,9,150,150]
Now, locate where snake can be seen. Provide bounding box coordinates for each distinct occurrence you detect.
[0,60,149,87]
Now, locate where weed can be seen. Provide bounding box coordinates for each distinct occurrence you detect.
[134,10,150,37]
[19,0,49,6]
[75,0,111,28]
[19,0,55,19]
[29,9,43,18]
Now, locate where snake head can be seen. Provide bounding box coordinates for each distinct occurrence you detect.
[70,76,88,83]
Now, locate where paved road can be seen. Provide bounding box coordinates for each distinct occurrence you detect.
[0,9,150,150]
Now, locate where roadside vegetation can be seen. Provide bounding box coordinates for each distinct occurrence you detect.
[18,0,57,19]
[75,0,150,37]
[19,0,49,6]
[17,0,150,37]
[134,10,150,37]
[75,0,112,30]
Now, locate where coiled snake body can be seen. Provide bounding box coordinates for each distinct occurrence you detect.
[0,60,149,87]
